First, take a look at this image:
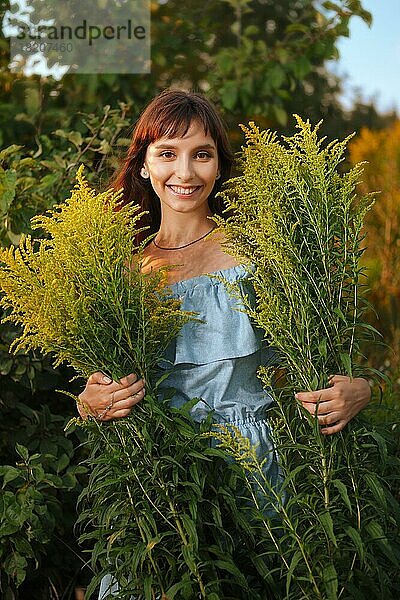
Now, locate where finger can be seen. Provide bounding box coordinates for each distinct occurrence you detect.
[328,374,350,385]
[98,407,132,421]
[108,408,132,420]
[321,420,347,435]
[97,376,144,398]
[316,412,341,426]
[301,400,335,416]
[88,371,113,385]
[118,373,138,387]
[111,390,145,412]
[113,379,145,402]
[295,388,333,404]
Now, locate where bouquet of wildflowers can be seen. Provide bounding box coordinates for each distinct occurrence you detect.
[0,168,263,600]
[0,165,186,382]
[213,117,400,599]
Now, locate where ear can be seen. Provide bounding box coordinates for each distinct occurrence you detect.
[215,171,221,180]
[140,166,150,179]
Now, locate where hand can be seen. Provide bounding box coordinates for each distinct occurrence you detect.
[295,374,371,435]
[77,371,145,421]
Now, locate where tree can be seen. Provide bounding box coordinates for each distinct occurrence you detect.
[349,121,400,371]
[0,0,375,151]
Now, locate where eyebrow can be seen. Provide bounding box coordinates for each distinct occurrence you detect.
[153,143,216,150]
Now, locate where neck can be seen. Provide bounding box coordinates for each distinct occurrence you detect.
[157,207,214,247]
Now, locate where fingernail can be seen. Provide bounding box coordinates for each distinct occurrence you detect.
[294,393,299,399]
[102,375,112,384]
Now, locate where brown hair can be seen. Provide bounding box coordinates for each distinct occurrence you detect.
[110,89,234,242]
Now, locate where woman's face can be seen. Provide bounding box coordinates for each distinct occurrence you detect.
[143,120,220,215]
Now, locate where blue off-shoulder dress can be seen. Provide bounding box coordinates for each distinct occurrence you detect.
[158,264,279,481]
[98,264,280,600]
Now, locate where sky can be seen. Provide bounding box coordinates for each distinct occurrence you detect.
[332,0,400,114]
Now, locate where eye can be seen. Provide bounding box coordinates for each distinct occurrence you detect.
[160,151,175,158]
[196,151,212,159]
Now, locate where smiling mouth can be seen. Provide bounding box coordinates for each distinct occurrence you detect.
[167,185,202,196]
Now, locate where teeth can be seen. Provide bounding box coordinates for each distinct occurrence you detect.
[170,186,198,195]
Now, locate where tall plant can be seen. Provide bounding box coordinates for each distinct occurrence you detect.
[212,117,400,599]
[0,168,269,600]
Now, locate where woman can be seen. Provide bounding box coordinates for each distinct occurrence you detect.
[78,88,370,429]
[77,89,371,595]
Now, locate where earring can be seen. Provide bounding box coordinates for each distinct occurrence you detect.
[215,172,221,180]
[141,166,149,179]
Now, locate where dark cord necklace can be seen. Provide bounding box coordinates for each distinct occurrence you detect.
[152,226,217,251]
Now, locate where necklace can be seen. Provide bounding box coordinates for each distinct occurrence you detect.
[152,226,217,250]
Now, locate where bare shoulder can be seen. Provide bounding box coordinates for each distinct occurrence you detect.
[140,245,168,275]
[137,228,241,285]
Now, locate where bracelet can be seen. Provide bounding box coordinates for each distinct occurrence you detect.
[94,391,115,421]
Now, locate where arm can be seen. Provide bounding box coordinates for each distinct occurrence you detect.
[294,374,371,435]
[77,371,146,421]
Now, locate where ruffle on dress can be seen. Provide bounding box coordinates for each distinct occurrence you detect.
[162,264,274,367]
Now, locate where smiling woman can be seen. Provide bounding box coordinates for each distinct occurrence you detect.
[141,122,220,236]
[139,119,241,283]
[74,89,372,599]
[109,89,233,245]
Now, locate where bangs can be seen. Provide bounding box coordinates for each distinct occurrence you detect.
[147,104,212,143]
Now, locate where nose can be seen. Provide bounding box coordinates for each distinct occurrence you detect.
[175,156,195,181]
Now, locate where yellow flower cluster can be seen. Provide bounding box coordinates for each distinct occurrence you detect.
[214,116,374,391]
[0,166,191,381]
[203,423,259,473]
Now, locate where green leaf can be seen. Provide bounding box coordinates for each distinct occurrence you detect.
[14,537,34,558]
[332,479,352,514]
[0,358,13,376]
[339,352,352,376]
[2,466,21,488]
[177,397,203,417]
[365,520,399,567]
[318,511,337,547]
[322,563,338,600]
[143,574,153,600]
[62,472,77,489]
[322,1,342,12]
[15,444,29,462]
[286,549,302,595]
[221,81,238,111]
[334,306,347,322]
[345,525,364,564]
[166,578,195,600]
[180,514,199,550]
[4,552,28,586]
[67,131,83,147]
[181,544,197,575]
[56,453,70,472]
[369,431,388,464]
[0,522,19,536]
[291,55,311,79]
[216,51,235,74]
[364,473,387,511]
[214,559,247,585]
[268,65,285,90]
[0,169,17,215]
[0,145,23,161]
[318,337,327,359]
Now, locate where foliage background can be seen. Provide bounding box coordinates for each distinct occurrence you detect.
[0,0,399,598]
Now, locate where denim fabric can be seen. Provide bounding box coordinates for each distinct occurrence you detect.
[98,264,280,599]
